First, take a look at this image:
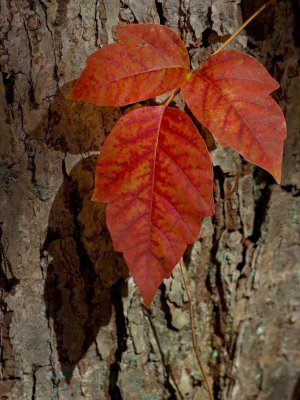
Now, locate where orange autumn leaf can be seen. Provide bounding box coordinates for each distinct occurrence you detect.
[67,22,287,306]
[92,106,214,305]
[181,50,287,183]
[71,24,191,107]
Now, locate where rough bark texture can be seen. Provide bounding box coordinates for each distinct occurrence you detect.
[0,1,299,399]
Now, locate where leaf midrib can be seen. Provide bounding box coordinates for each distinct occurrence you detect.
[145,107,165,297]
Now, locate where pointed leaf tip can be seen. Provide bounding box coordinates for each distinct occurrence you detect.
[93,106,214,305]
[72,24,191,107]
[182,49,287,183]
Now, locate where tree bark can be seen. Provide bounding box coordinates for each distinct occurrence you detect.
[0,1,299,399]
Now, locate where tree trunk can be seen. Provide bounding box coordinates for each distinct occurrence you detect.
[0,1,299,399]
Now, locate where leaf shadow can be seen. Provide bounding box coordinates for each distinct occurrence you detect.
[40,80,123,155]
[34,84,129,384]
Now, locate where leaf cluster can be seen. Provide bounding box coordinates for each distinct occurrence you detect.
[70,24,286,306]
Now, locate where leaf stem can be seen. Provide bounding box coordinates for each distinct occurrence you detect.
[163,87,180,107]
[162,1,272,107]
[213,0,272,55]
[179,259,214,400]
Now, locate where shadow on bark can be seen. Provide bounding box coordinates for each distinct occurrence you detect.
[37,87,129,384]
[292,375,300,400]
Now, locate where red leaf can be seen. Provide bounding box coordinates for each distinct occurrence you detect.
[71,24,191,107]
[181,50,287,183]
[92,106,214,305]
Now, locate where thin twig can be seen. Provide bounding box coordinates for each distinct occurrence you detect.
[162,1,272,108]
[213,0,272,55]
[179,259,214,400]
[214,164,251,207]
[144,307,185,399]
[214,170,243,208]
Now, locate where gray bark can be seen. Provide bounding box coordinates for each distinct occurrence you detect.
[0,0,299,399]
